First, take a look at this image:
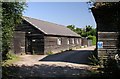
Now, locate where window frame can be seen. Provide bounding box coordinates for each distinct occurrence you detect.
[67,38,70,45]
[72,38,74,44]
[76,39,79,44]
[57,37,62,45]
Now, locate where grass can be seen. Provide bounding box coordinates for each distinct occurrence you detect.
[2,58,20,66]
[2,53,20,66]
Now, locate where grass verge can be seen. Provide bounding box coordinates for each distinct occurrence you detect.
[2,53,20,66]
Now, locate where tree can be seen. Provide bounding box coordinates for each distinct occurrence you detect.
[0,2,2,53]
[67,25,96,37]
[75,27,82,35]
[2,2,26,60]
[85,25,92,32]
[90,28,96,36]
[67,25,75,31]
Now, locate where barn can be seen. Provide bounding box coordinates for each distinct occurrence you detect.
[91,2,120,59]
[13,16,81,55]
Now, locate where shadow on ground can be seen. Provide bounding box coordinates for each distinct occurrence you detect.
[40,50,93,65]
[2,64,92,79]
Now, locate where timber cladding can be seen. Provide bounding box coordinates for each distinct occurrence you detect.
[13,16,81,55]
[98,32,118,58]
[13,31,25,54]
[44,36,81,54]
[91,3,120,59]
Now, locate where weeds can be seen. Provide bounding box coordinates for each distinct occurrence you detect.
[60,50,64,52]
[46,51,53,55]
[68,48,73,51]
[89,53,101,66]
[2,52,20,66]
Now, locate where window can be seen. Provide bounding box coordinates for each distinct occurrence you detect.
[72,38,74,44]
[76,39,79,44]
[57,38,62,45]
[67,38,70,45]
[79,38,81,45]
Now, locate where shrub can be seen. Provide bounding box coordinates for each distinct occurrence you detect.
[88,35,96,45]
[61,50,64,52]
[2,52,20,66]
[6,51,17,60]
[46,51,53,55]
[89,54,101,66]
[103,58,120,76]
[69,48,72,51]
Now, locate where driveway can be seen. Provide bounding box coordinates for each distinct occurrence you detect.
[12,46,96,77]
[14,46,96,65]
[40,46,95,64]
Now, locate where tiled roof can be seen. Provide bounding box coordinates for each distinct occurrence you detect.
[23,16,81,37]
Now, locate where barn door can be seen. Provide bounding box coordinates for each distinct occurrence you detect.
[26,37,33,54]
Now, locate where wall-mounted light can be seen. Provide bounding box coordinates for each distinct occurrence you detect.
[32,39,36,42]
[28,32,31,34]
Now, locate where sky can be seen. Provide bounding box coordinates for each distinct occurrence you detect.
[23,2,96,28]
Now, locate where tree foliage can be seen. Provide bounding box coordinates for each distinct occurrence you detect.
[67,25,75,32]
[67,25,96,45]
[2,2,26,60]
[87,1,119,8]
[67,25,96,37]
[93,2,119,8]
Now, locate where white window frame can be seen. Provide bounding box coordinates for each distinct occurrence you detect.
[76,39,79,44]
[57,38,62,45]
[72,38,74,44]
[79,38,81,45]
[67,38,70,45]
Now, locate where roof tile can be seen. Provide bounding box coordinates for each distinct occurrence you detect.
[23,16,81,37]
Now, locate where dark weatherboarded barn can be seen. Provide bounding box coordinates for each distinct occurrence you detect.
[13,16,81,55]
[91,2,120,58]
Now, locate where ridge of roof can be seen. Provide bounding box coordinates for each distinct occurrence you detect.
[23,16,66,27]
[22,16,81,37]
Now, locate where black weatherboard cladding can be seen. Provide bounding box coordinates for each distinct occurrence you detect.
[14,16,81,54]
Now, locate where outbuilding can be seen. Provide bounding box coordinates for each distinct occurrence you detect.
[91,2,120,58]
[13,16,81,55]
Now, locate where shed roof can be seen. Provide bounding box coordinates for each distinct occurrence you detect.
[22,16,80,37]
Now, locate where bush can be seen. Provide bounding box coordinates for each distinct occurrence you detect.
[6,52,17,60]
[69,48,73,51]
[2,52,20,66]
[88,35,93,39]
[88,35,96,45]
[103,58,120,75]
[60,50,64,52]
[89,53,100,66]
[46,51,53,55]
